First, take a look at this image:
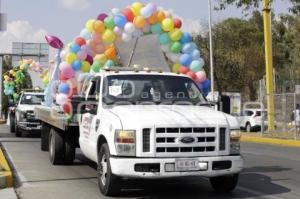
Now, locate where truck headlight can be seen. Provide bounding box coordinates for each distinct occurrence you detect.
[230,130,241,155]
[115,130,136,156]
[19,111,27,121]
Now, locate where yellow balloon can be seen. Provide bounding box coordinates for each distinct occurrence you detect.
[86,19,96,32]
[131,2,143,16]
[162,18,174,32]
[20,65,24,70]
[93,20,105,34]
[172,63,181,73]
[81,61,91,72]
[133,16,146,29]
[4,75,9,81]
[169,28,182,41]
[66,53,77,64]
[102,29,116,43]
[94,54,107,64]
[9,70,14,75]
[43,76,49,85]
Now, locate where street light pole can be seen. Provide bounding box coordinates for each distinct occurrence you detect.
[208,0,215,100]
[263,0,275,131]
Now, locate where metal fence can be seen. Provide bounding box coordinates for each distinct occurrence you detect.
[260,93,300,140]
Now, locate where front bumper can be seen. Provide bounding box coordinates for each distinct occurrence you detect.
[110,155,243,178]
[18,122,41,131]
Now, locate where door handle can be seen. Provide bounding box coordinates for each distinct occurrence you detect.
[95,119,100,132]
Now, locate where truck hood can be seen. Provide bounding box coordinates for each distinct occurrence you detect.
[16,105,35,112]
[109,105,239,129]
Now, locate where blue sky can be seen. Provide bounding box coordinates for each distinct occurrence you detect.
[1,0,291,44]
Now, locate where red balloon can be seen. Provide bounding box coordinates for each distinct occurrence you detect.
[63,103,72,114]
[75,37,86,46]
[60,73,68,81]
[179,66,189,74]
[186,71,197,80]
[174,18,182,29]
[123,8,134,22]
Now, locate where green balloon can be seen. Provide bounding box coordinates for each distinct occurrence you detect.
[104,17,115,29]
[169,41,182,54]
[92,61,103,72]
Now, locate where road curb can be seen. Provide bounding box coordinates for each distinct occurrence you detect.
[0,146,13,189]
[241,135,300,148]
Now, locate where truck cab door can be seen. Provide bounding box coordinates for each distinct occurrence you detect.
[79,77,101,149]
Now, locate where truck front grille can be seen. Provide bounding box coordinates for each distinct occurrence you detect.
[142,128,151,152]
[219,128,226,151]
[155,127,218,157]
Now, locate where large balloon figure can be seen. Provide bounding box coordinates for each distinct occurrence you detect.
[52,2,209,114]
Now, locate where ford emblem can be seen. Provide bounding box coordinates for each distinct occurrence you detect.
[179,137,195,144]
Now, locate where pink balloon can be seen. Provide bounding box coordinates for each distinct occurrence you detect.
[59,62,71,70]
[77,51,87,61]
[195,71,207,83]
[81,45,93,55]
[95,44,105,54]
[92,33,102,43]
[97,13,108,21]
[61,66,75,79]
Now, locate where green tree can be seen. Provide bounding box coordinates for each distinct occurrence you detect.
[217,0,300,14]
[194,11,265,100]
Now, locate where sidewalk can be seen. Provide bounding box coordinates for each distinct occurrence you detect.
[0,188,18,199]
[241,133,300,148]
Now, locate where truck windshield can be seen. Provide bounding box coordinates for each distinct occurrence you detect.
[102,75,207,106]
[20,94,44,105]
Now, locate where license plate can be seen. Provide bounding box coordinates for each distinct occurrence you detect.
[175,159,199,171]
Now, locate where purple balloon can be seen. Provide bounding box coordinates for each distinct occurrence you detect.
[97,13,108,21]
[86,54,94,65]
[45,35,64,49]
[147,3,157,12]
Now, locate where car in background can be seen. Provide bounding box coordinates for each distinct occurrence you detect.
[238,109,267,132]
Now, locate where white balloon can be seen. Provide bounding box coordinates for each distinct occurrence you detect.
[122,33,132,42]
[124,23,136,34]
[111,8,121,15]
[60,50,67,59]
[114,26,123,36]
[141,7,153,18]
[56,93,68,105]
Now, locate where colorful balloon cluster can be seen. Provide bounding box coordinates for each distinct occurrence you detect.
[57,2,210,113]
[3,59,49,102]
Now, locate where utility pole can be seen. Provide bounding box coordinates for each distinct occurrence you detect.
[263,0,275,131]
[208,0,214,99]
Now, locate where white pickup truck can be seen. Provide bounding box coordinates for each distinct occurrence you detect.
[35,67,243,196]
[9,91,44,137]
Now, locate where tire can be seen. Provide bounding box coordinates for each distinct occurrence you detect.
[41,123,50,151]
[15,119,22,137]
[210,174,239,193]
[49,128,64,165]
[245,123,252,132]
[97,143,121,196]
[64,133,75,165]
[9,114,15,133]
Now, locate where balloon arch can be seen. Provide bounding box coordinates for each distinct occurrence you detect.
[51,2,211,113]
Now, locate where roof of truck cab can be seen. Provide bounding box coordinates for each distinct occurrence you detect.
[98,70,188,78]
[22,92,44,95]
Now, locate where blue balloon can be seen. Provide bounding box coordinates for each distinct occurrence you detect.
[80,29,92,40]
[114,15,127,28]
[182,42,197,54]
[72,60,82,71]
[58,83,70,94]
[159,33,170,45]
[150,23,162,34]
[190,60,204,72]
[192,49,201,60]
[202,79,211,90]
[180,54,193,66]
[180,32,191,44]
[70,43,81,53]
[104,60,115,67]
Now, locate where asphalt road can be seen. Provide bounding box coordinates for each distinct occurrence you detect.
[1,124,300,199]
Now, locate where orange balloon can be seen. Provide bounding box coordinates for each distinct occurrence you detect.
[105,47,117,59]
[93,20,105,34]
[133,16,146,29]
[148,11,158,24]
[157,11,166,22]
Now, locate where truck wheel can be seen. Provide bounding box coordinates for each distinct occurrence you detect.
[41,123,50,151]
[49,128,64,165]
[210,174,239,193]
[64,133,75,165]
[15,119,22,137]
[246,123,252,132]
[97,143,121,196]
[9,114,15,133]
